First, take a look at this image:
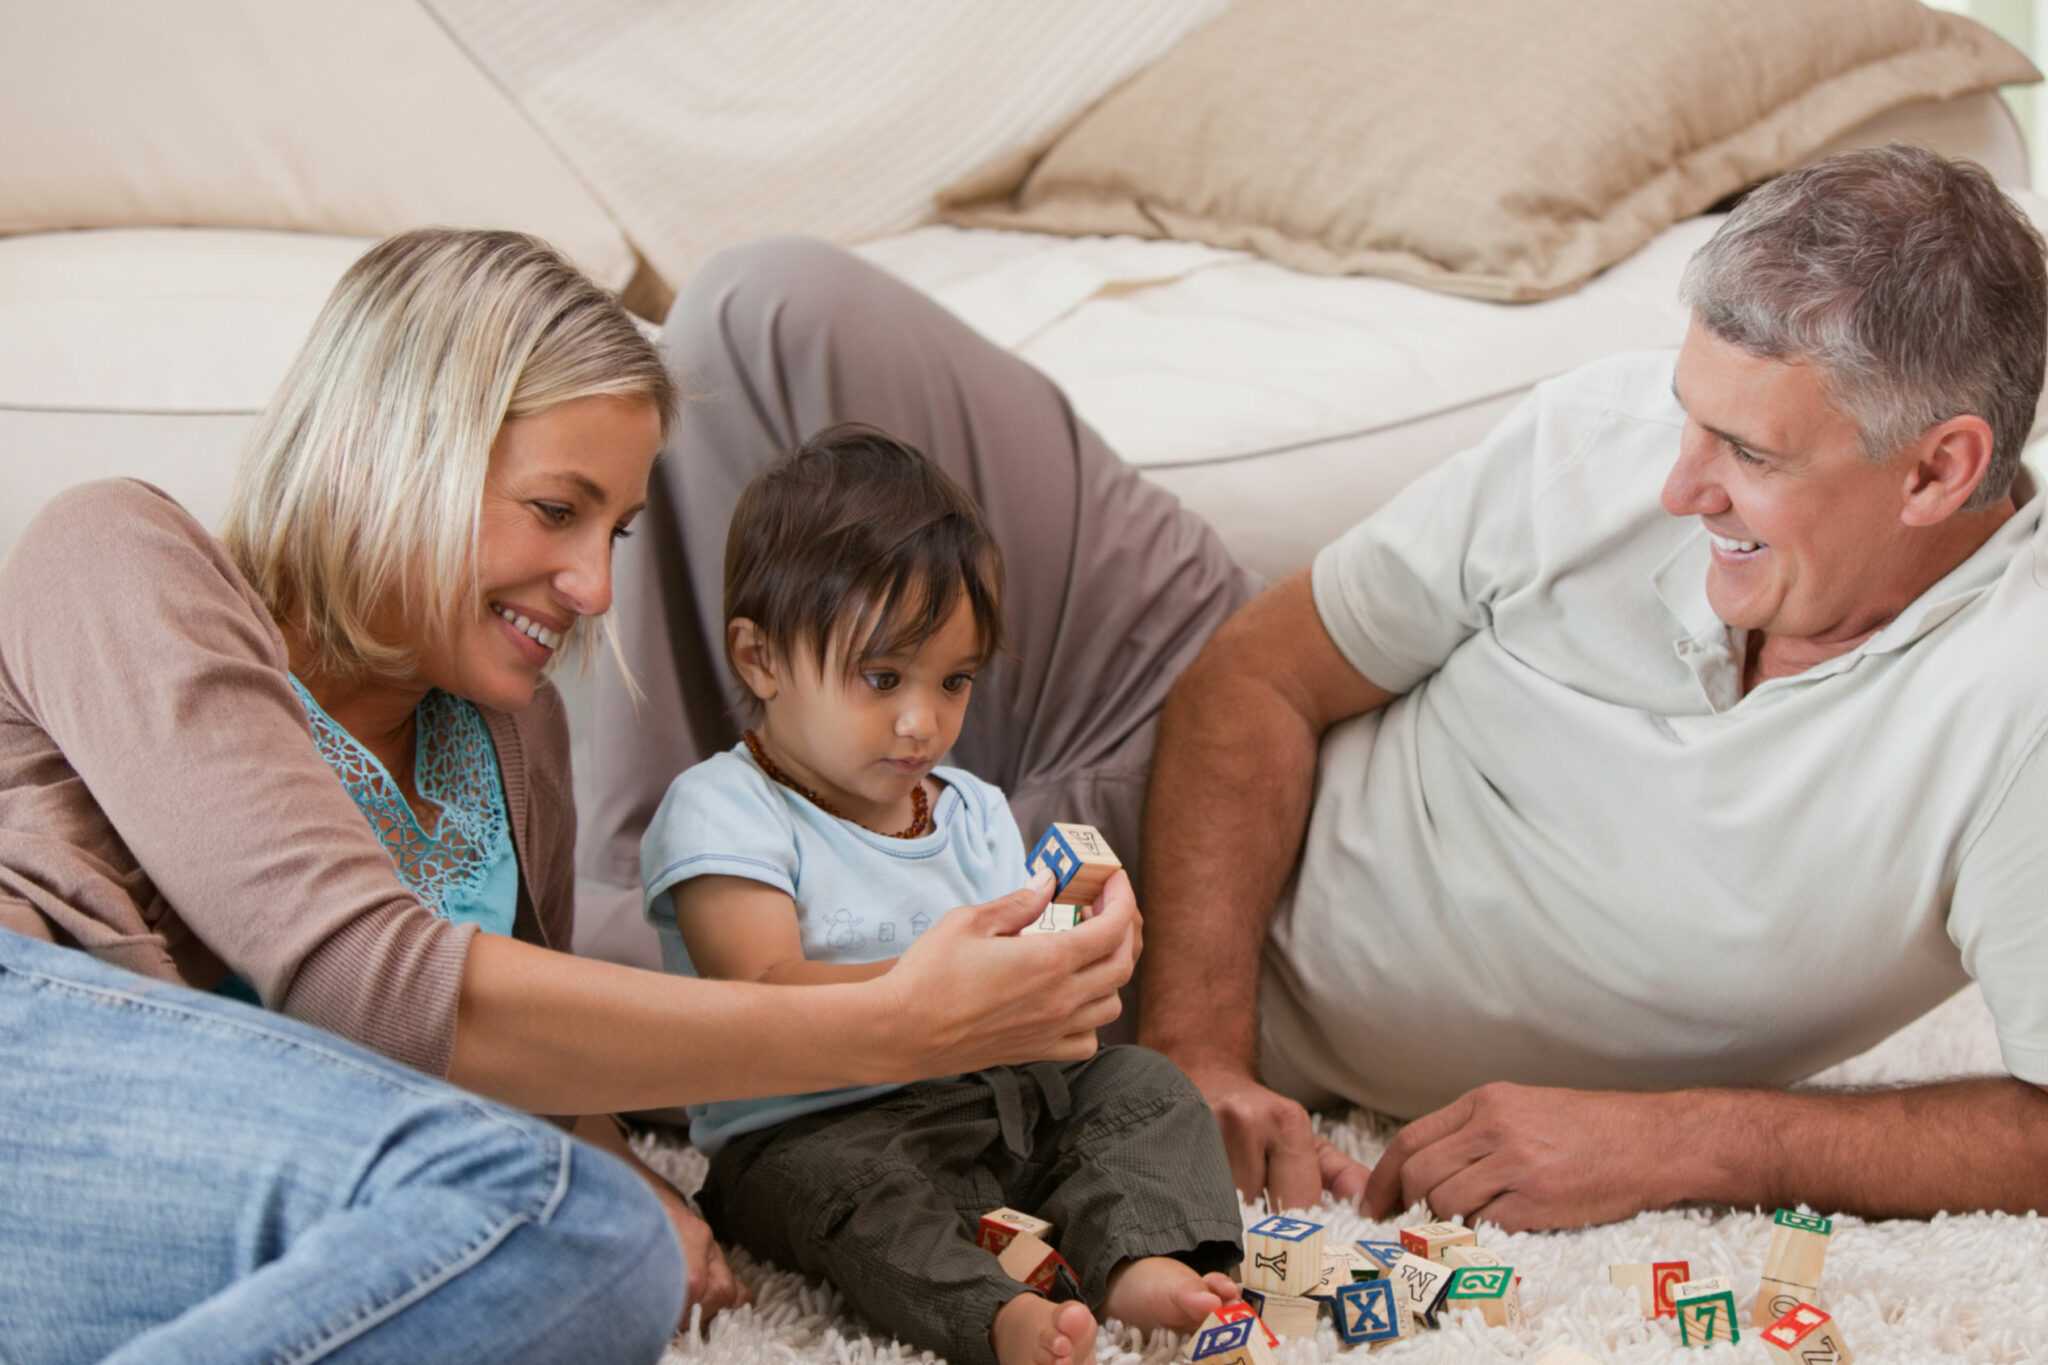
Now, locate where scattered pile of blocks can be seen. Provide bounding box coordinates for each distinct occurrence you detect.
[1178,1206,1848,1361]
[1184,1216,1522,1359]
[1604,1208,1848,1356]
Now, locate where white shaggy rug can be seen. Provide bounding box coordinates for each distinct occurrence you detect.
[635,987,2048,1363]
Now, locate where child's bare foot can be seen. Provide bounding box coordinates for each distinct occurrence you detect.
[1102,1256,1242,1333]
[991,1291,1097,1365]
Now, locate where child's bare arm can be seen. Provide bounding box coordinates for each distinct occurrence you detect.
[674,876,894,985]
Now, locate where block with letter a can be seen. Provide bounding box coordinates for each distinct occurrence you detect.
[1025,822,1121,906]
[1242,1214,1326,1296]
[1753,1208,1833,1325]
[1673,1275,1741,1347]
[1762,1302,1854,1363]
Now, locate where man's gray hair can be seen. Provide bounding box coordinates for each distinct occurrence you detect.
[1681,144,2046,509]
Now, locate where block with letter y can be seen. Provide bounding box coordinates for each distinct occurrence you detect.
[1242,1214,1326,1296]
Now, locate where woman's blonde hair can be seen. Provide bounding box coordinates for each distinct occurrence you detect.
[221,227,674,681]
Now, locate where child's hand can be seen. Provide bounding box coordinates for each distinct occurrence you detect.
[882,867,1141,1077]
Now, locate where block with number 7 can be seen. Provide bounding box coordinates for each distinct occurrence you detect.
[1674,1276,1741,1347]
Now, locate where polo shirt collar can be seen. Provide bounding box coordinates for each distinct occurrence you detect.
[1651,470,2043,709]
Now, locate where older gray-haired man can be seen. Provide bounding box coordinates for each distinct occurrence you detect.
[1142,143,2048,1227]
[586,144,2048,1232]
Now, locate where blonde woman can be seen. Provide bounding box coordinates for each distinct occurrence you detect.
[0,229,1137,1365]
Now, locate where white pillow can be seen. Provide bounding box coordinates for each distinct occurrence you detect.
[0,1,635,290]
[423,0,1232,303]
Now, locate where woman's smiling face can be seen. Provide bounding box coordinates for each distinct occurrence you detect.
[422,393,662,712]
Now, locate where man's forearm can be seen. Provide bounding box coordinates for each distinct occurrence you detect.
[1680,1077,2048,1217]
[1137,657,1322,1067]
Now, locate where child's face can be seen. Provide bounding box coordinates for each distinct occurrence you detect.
[755,593,986,827]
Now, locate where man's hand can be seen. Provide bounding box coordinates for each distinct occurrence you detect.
[655,1183,750,1326]
[1364,1082,1678,1231]
[1181,1059,1372,1210]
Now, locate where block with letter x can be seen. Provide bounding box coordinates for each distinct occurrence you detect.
[1334,1278,1402,1345]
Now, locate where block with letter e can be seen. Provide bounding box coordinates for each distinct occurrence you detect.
[1762,1302,1854,1363]
[1334,1277,1402,1345]
[1242,1214,1325,1296]
[1674,1276,1741,1346]
[1025,822,1121,906]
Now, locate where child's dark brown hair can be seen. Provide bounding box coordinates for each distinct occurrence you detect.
[722,424,1005,719]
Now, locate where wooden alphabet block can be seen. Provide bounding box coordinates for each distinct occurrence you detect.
[1673,1276,1741,1347]
[976,1207,1054,1256]
[1399,1220,1477,1262]
[1388,1252,1455,1328]
[1352,1238,1405,1278]
[1608,1259,1690,1318]
[1210,1299,1278,1350]
[1442,1263,1524,1328]
[1026,822,1121,905]
[996,1231,1080,1300]
[1753,1210,1833,1325]
[1188,1309,1280,1364]
[1248,1291,1319,1339]
[1333,1278,1403,1346]
[1242,1214,1326,1296]
[1762,1302,1854,1364]
[1018,902,1086,934]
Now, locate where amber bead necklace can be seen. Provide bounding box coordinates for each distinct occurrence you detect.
[742,729,932,838]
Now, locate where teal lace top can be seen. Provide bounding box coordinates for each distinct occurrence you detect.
[217,677,516,1005]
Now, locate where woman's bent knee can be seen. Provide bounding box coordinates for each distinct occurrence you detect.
[535,1140,685,1358]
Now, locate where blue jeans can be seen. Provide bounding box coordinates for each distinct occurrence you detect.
[0,931,684,1364]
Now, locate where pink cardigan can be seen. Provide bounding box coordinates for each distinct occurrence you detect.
[0,481,579,1078]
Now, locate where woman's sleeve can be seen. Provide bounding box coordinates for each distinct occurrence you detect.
[0,481,474,1075]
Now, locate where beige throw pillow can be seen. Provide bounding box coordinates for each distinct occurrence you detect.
[940,0,2039,302]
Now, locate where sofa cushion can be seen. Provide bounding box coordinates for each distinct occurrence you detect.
[0,1,635,290]
[422,0,1233,308]
[939,0,2039,302]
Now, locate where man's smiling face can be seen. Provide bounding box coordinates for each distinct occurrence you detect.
[1661,317,1920,649]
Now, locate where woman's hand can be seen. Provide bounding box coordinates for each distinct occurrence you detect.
[880,868,1141,1079]
[656,1185,750,1326]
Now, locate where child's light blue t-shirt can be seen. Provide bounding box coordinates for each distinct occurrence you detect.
[640,743,1031,1154]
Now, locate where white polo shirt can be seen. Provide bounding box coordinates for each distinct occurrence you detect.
[1259,349,2048,1120]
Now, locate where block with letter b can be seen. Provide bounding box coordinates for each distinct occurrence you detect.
[1753,1208,1833,1325]
[1334,1278,1402,1346]
[1762,1302,1854,1363]
[1242,1214,1326,1296]
[1026,822,1121,905]
[1673,1276,1741,1347]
